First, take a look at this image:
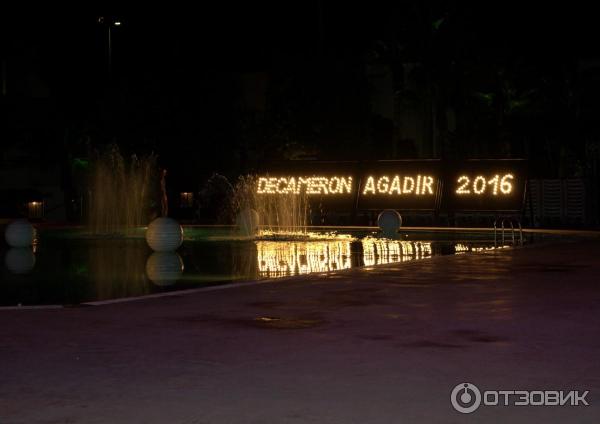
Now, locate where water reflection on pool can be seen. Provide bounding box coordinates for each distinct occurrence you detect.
[362,238,432,266]
[0,228,517,306]
[256,240,353,277]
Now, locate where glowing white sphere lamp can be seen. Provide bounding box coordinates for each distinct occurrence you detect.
[145,252,184,286]
[145,217,183,252]
[4,219,35,248]
[236,208,260,237]
[378,209,402,238]
[5,248,36,274]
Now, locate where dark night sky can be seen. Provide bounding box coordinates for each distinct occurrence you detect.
[4,4,599,82]
[2,3,600,177]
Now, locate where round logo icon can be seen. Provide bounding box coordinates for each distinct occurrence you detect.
[451,383,482,413]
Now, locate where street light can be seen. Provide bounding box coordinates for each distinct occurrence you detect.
[97,16,122,76]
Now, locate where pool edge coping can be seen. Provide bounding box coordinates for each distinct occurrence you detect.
[2,236,571,311]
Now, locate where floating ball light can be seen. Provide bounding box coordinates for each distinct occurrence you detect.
[377,209,402,238]
[4,248,36,274]
[4,219,35,247]
[145,217,183,252]
[145,252,184,286]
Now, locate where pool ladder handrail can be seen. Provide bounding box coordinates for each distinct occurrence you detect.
[494,218,523,247]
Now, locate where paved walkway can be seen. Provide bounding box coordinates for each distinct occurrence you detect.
[1,240,600,423]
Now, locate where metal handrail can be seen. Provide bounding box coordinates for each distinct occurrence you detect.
[494,217,523,247]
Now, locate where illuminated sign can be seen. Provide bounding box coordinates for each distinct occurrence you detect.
[442,160,526,211]
[255,159,526,212]
[256,176,353,195]
[356,161,441,210]
[361,175,435,196]
[254,161,359,209]
[455,174,514,196]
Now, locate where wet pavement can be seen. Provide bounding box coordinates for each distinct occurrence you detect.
[1,239,600,423]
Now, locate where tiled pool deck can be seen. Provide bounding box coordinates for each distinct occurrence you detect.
[1,237,600,423]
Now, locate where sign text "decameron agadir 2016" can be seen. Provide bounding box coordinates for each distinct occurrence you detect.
[253,159,526,211]
[256,174,513,197]
[256,174,438,196]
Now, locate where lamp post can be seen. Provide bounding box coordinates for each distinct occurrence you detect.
[97,16,122,77]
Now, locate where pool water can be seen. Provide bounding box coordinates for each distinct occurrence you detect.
[1,227,532,306]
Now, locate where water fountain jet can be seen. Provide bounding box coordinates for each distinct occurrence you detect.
[232,175,310,238]
[88,145,158,236]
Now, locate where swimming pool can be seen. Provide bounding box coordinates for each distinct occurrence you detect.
[1,226,543,307]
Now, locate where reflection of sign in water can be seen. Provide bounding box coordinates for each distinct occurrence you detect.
[454,243,510,253]
[362,238,432,266]
[256,240,352,277]
[454,243,470,254]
